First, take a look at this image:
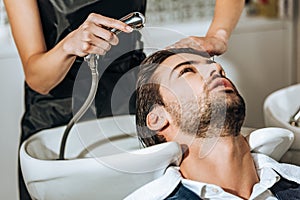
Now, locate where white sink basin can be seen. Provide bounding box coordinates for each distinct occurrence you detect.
[20,113,296,199]
[20,115,182,200]
[264,84,300,150]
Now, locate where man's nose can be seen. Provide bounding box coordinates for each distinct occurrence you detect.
[198,63,224,79]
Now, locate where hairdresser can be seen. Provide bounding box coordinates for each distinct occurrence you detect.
[4,0,244,199]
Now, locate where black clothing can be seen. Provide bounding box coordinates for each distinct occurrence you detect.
[19,1,146,199]
[166,182,201,200]
[270,176,300,200]
[22,0,146,142]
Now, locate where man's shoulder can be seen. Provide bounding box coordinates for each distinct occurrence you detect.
[124,167,182,200]
[252,153,300,184]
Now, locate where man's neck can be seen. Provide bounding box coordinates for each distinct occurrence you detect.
[179,134,259,199]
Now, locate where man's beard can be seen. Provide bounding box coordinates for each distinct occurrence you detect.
[165,91,246,138]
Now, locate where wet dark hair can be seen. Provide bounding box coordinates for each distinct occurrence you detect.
[136,48,210,147]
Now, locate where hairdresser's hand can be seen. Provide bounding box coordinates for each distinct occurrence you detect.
[62,13,133,57]
[167,35,227,56]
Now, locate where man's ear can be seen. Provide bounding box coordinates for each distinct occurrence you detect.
[146,106,169,131]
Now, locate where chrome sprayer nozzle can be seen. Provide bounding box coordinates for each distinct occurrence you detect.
[289,106,300,127]
[110,12,145,34]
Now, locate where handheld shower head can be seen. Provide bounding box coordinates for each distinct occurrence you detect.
[59,12,146,160]
[110,12,145,34]
[84,12,145,61]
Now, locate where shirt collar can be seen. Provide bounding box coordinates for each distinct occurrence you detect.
[180,155,281,199]
[125,153,300,200]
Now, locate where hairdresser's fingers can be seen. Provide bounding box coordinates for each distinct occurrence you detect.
[75,39,113,57]
[63,23,116,57]
[200,36,227,56]
[85,35,113,55]
[166,36,211,58]
[87,13,133,33]
[167,36,227,56]
[77,42,110,56]
[63,29,111,57]
[63,13,134,57]
[80,21,119,45]
[166,36,207,52]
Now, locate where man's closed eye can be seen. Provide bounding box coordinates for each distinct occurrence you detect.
[179,67,196,77]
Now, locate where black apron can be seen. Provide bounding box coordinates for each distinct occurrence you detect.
[20,0,147,143]
[19,1,146,200]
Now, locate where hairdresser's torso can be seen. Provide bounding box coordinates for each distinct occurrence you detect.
[21,0,146,142]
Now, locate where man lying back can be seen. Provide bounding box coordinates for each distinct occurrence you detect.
[130,48,300,200]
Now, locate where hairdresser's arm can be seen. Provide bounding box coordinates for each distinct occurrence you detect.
[170,0,245,56]
[4,0,132,94]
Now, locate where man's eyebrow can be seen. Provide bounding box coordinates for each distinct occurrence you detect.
[171,59,216,72]
[169,60,197,78]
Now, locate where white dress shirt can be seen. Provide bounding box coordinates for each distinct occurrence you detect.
[182,165,278,199]
[125,153,300,200]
